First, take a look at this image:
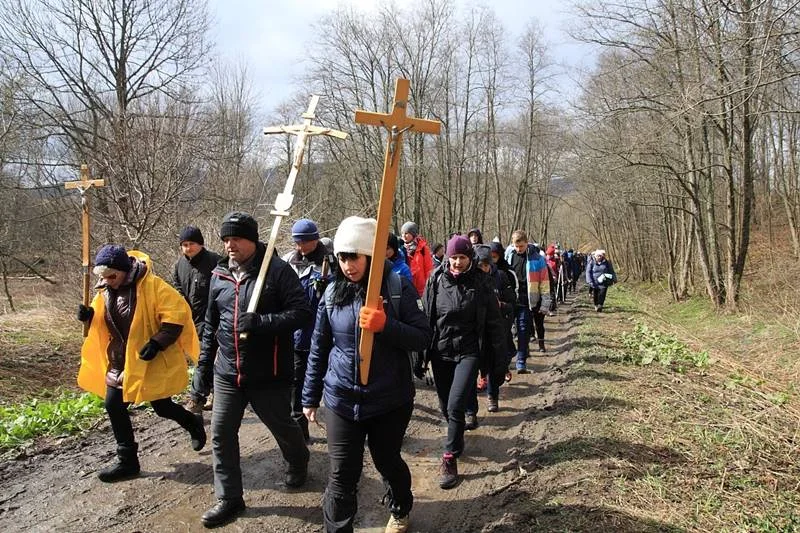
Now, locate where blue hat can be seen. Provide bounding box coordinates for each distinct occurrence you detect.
[95,244,131,272]
[291,219,320,242]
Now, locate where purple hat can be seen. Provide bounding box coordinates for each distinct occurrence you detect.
[95,244,131,272]
[446,235,473,257]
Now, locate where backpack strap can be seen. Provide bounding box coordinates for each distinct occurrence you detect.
[386,271,403,319]
[324,272,403,319]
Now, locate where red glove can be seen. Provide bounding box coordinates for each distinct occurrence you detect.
[359,301,387,332]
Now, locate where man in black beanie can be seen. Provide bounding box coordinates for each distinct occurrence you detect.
[173,225,221,413]
[191,211,313,528]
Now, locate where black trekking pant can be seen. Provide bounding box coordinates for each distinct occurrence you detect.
[323,402,414,533]
[104,385,196,448]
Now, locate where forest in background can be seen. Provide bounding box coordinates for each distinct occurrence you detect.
[1,0,799,318]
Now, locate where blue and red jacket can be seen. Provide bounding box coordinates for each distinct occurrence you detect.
[196,243,312,388]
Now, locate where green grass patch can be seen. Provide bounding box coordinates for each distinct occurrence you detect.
[0,392,105,451]
[618,322,710,372]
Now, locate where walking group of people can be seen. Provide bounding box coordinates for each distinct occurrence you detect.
[76,212,615,533]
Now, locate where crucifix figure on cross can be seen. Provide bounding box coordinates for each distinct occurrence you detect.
[241,95,347,340]
[64,164,105,337]
[354,78,441,385]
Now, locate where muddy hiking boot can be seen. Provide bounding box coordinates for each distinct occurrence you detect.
[439,452,458,489]
[385,513,410,533]
[464,413,479,431]
[538,339,546,353]
[98,443,140,483]
[201,497,246,528]
[203,392,214,411]
[186,397,204,415]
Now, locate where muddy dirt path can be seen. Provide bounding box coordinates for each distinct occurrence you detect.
[0,290,590,533]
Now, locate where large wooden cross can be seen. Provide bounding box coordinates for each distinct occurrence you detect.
[241,95,347,339]
[64,164,105,337]
[354,78,441,385]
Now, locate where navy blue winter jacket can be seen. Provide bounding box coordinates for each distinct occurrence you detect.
[301,262,432,421]
[196,243,313,389]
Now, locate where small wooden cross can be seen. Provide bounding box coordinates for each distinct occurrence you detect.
[241,95,347,339]
[354,78,441,385]
[64,164,105,337]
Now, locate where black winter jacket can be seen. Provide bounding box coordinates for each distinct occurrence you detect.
[196,243,313,389]
[171,247,222,336]
[422,262,507,375]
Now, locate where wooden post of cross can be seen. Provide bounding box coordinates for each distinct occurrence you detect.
[64,164,105,337]
[354,78,440,385]
[240,95,348,340]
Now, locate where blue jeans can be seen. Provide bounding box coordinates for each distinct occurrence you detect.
[514,306,532,366]
[431,356,479,457]
[322,402,414,533]
[211,375,309,500]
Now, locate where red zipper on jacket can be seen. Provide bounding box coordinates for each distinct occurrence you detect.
[273,340,278,376]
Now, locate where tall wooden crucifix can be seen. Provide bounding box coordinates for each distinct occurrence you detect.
[64,164,105,337]
[241,95,348,339]
[354,78,441,385]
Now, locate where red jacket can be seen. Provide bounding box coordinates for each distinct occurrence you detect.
[405,236,434,296]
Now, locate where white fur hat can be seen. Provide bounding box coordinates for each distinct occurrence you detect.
[334,216,377,256]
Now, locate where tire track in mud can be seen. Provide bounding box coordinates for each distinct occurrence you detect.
[0,292,585,533]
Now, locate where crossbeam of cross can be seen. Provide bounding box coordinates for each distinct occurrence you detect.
[353,78,440,385]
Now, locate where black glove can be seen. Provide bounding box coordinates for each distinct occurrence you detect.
[77,304,94,322]
[238,312,265,333]
[138,339,162,361]
[312,278,329,294]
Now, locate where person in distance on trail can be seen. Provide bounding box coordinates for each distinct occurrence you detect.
[585,250,597,301]
[282,218,336,444]
[587,249,616,312]
[302,216,432,533]
[191,212,313,528]
[76,244,205,483]
[419,235,507,490]
[467,227,484,245]
[431,242,445,269]
[172,225,222,414]
[505,230,551,372]
[387,232,413,282]
[400,221,434,296]
[489,241,519,385]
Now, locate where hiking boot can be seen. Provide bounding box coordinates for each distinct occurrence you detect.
[487,396,499,413]
[595,305,601,312]
[517,365,529,375]
[538,340,546,353]
[385,513,410,533]
[201,497,245,528]
[203,392,214,411]
[504,371,512,383]
[464,413,479,430]
[98,444,140,483]
[285,463,308,487]
[186,398,204,415]
[439,453,458,489]
[476,376,487,392]
[189,413,207,451]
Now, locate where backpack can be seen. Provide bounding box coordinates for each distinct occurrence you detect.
[324,270,403,319]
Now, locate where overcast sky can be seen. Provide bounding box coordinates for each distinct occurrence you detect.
[206,0,595,116]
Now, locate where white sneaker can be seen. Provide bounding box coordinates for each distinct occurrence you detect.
[385,514,410,533]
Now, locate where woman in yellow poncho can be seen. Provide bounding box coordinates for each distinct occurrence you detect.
[77,244,204,482]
